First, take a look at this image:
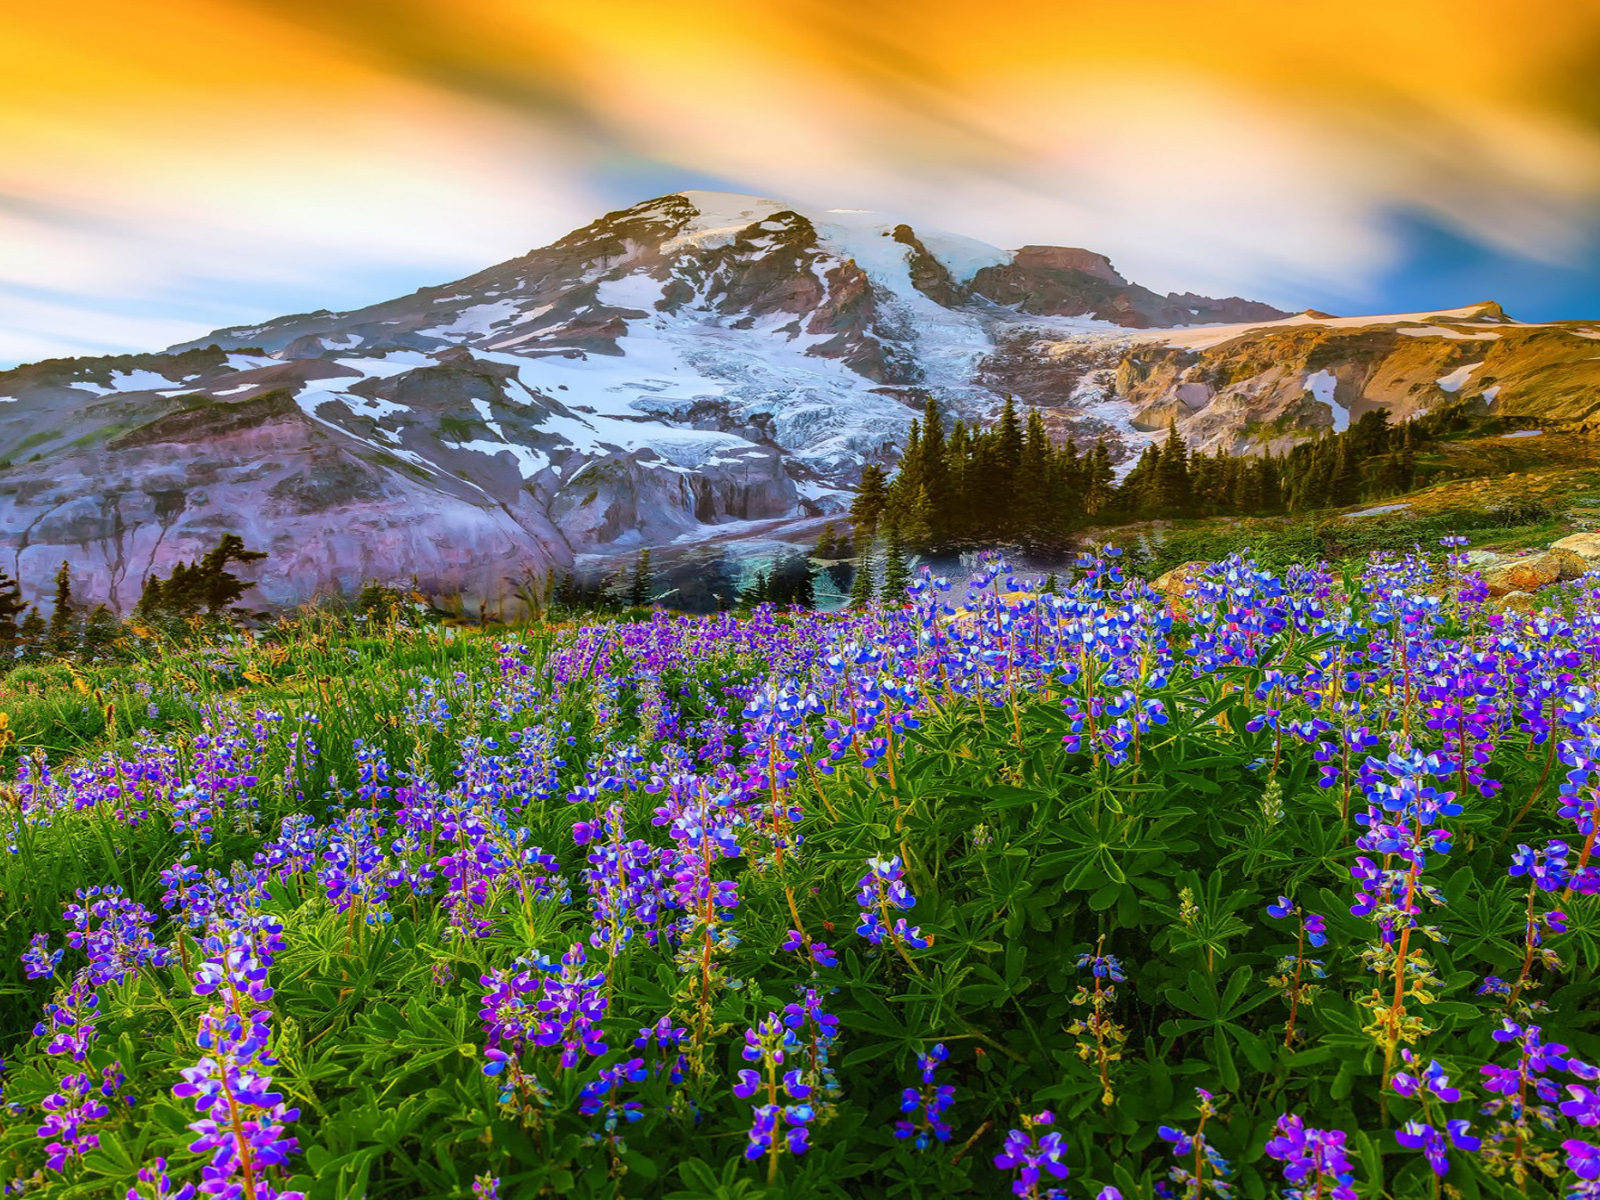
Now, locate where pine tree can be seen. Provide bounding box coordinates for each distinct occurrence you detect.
[17,608,45,661]
[47,560,75,656]
[1258,457,1284,513]
[815,523,836,562]
[993,395,1023,509]
[1329,441,1361,507]
[918,394,949,544]
[138,535,268,622]
[848,552,876,609]
[1018,409,1052,541]
[1084,440,1116,515]
[879,528,910,605]
[1153,419,1192,513]
[196,535,266,615]
[788,549,817,609]
[850,464,888,547]
[740,570,769,609]
[1042,572,1059,595]
[628,549,653,607]
[81,606,121,659]
[0,567,25,667]
[901,485,935,554]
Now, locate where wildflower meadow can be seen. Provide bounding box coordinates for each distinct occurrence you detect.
[3,547,1599,1199]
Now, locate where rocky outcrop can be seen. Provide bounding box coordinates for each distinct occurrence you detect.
[0,392,568,616]
[1104,309,1600,455]
[1465,541,1598,615]
[1479,548,1589,597]
[1551,533,1600,564]
[969,249,1287,328]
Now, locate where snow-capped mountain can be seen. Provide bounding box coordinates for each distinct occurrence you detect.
[2,191,1595,613]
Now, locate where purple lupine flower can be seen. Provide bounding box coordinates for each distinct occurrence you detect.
[577,1057,648,1144]
[125,1158,198,1200]
[1265,897,1328,947]
[632,1017,688,1085]
[1565,1140,1600,1192]
[1395,1120,1481,1176]
[61,886,171,986]
[993,1111,1070,1200]
[780,928,838,969]
[36,1070,111,1172]
[734,1013,815,1165]
[1156,1090,1234,1199]
[34,974,101,1062]
[855,856,928,950]
[1391,1052,1461,1103]
[1263,1114,1359,1200]
[22,932,62,980]
[893,1044,955,1150]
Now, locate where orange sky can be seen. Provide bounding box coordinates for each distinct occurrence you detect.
[5,0,1600,361]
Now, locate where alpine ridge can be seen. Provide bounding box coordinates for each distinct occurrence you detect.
[2,191,1597,613]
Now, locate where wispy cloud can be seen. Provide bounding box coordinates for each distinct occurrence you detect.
[4,0,1600,362]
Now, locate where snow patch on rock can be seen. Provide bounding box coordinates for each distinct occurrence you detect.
[1302,369,1348,432]
[1436,361,1483,393]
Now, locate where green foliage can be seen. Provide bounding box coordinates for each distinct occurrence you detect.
[1,564,1596,1200]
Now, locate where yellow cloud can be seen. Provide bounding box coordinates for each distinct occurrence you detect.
[3,0,1599,358]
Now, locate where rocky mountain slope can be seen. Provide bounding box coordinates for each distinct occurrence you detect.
[2,190,1597,614]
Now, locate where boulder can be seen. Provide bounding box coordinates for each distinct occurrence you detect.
[1551,548,1593,581]
[1480,550,1577,597]
[1552,532,1600,565]
[1488,590,1539,615]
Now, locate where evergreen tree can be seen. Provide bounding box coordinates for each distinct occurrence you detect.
[0,567,24,667]
[198,535,267,616]
[1018,409,1052,539]
[850,464,888,547]
[137,535,268,622]
[1042,572,1059,596]
[1329,440,1361,507]
[17,608,45,661]
[1257,457,1284,513]
[740,570,769,609]
[81,606,121,659]
[627,549,654,607]
[900,485,935,554]
[1152,419,1192,513]
[47,560,75,656]
[1084,440,1115,515]
[993,396,1023,508]
[848,552,876,609]
[552,572,577,610]
[879,528,910,605]
[918,394,949,543]
[815,523,836,562]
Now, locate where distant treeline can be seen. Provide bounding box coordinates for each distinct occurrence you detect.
[0,535,268,668]
[852,395,1475,556]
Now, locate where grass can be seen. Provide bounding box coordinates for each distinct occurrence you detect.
[0,561,1596,1200]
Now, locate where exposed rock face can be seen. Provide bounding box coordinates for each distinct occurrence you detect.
[4,192,1597,614]
[1103,305,1600,455]
[969,247,1287,327]
[0,388,566,614]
